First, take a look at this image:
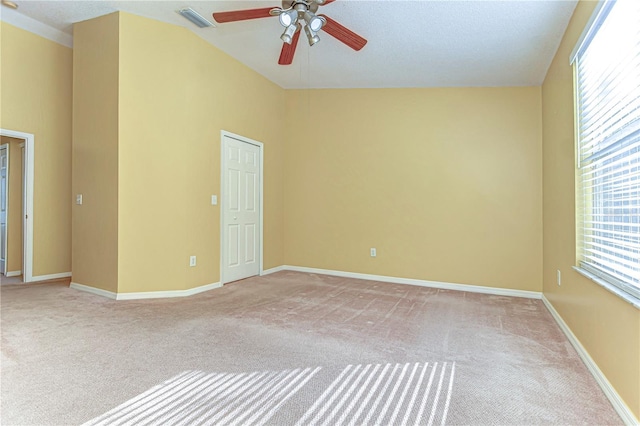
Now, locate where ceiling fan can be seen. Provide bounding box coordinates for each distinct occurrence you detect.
[212,0,367,65]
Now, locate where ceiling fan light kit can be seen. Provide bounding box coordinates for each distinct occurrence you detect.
[212,0,367,65]
[274,2,324,46]
[303,10,324,32]
[304,24,320,46]
[281,23,298,44]
[278,9,298,27]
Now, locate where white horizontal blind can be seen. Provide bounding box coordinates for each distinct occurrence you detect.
[575,0,640,299]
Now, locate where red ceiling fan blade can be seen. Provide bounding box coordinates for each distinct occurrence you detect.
[318,15,367,51]
[278,28,301,65]
[323,0,337,4]
[212,7,274,23]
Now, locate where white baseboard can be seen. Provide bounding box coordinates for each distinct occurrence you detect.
[70,281,222,300]
[542,296,638,425]
[5,270,22,277]
[277,265,542,299]
[31,272,72,282]
[115,282,222,300]
[262,265,287,275]
[70,282,117,300]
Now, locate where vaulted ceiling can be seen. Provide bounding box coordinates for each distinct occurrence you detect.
[3,0,578,89]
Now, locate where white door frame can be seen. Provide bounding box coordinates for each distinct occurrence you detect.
[1,143,8,275]
[0,128,34,283]
[220,130,264,285]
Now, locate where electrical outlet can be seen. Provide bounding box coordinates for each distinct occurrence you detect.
[557,269,561,286]
[370,248,377,257]
[190,256,196,267]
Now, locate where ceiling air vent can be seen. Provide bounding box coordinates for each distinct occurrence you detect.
[177,7,215,28]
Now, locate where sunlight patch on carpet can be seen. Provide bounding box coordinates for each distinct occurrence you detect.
[84,367,320,426]
[297,362,455,426]
[84,362,455,426]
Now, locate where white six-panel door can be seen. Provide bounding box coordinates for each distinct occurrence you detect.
[221,134,261,284]
[0,145,8,274]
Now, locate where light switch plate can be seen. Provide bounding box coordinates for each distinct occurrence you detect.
[211,195,217,205]
[76,194,83,205]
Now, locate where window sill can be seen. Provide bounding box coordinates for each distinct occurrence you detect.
[572,266,640,310]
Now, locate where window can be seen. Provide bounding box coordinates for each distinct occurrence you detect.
[572,0,640,302]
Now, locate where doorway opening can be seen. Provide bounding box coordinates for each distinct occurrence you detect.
[0,129,34,284]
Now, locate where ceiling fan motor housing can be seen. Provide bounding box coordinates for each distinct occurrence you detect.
[283,0,320,14]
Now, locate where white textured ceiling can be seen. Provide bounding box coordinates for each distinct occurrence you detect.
[3,0,578,89]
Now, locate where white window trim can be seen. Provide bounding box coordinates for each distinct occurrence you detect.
[573,267,640,310]
[571,0,640,308]
[569,0,610,65]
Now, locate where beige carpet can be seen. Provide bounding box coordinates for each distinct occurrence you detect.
[0,274,24,286]
[1,271,622,425]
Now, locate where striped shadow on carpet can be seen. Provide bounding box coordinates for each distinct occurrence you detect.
[84,362,455,426]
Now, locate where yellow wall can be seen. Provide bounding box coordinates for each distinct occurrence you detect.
[71,12,285,293]
[284,88,543,291]
[0,22,72,277]
[72,13,120,293]
[1,136,23,273]
[3,4,638,419]
[542,0,640,419]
